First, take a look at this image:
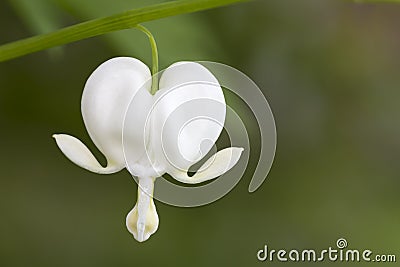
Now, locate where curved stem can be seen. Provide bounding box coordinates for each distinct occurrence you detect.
[0,0,250,62]
[136,25,159,95]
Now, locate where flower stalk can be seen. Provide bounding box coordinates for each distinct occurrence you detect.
[135,24,159,94]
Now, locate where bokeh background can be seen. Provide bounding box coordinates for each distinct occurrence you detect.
[0,0,399,266]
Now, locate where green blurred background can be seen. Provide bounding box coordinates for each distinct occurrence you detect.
[0,0,399,266]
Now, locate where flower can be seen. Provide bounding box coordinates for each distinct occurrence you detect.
[53,57,243,242]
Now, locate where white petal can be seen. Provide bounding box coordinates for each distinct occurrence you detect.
[126,177,159,242]
[150,62,226,173]
[123,86,159,177]
[82,57,151,170]
[159,61,221,88]
[53,134,122,174]
[169,147,244,184]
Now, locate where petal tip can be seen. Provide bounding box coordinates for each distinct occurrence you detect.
[169,146,244,184]
[126,196,159,243]
[52,133,64,141]
[52,134,123,174]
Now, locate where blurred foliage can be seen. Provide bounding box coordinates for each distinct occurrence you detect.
[6,0,222,67]
[8,0,63,34]
[1,0,400,267]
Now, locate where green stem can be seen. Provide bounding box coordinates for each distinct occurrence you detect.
[136,25,159,95]
[0,0,250,62]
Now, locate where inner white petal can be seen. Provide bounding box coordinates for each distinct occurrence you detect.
[177,117,221,166]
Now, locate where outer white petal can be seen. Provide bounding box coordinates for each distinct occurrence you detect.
[168,147,243,184]
[53,134,121,173]
[82,57,151,171]
[150,62,226,174]
[55,57,151,173]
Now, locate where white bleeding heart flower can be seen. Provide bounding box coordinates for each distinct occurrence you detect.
[53,57,243,242]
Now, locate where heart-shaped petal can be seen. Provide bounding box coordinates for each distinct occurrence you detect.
[82,57,151,169]
[54,57,151,173]
[149,62,226,175]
